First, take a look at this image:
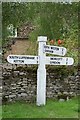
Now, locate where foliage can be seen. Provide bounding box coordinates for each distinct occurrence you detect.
[2,2,78,65]
[2,3,35,40]
[2,2,78,40]
[46,65,77,77]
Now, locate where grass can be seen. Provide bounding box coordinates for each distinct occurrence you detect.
[2,98,79,118]
[0,105,2,119]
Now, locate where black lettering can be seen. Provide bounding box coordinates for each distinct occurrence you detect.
[50,58,57,60]
[44,46,49,49]
[50,61,60,64]
[45,50,53,53]
[14,60,24,63]
[10,56,19,59]
[50,58,62,61]
[51,47,59,50]
[16,56,35,60]
[9,56,12,59]
[10,56,35,60]
[56,47,59,50]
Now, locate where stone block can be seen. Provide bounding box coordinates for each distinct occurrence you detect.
[21,93,27,97]
[11,87,16,90]
[9,95,16,98]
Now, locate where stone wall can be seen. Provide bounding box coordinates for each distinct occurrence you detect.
[2,64,79,103]
[0,64,2,105]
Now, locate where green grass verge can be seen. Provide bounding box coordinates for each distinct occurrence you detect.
[0,106,2,119]
[2,98,78,118]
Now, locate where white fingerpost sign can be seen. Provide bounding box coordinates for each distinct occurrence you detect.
[44,45,67,56]
[46,56,74,65]
[7,55,39,64]
[7,36,74,106]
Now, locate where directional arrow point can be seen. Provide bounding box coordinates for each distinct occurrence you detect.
[68,58,74,65]
[62,48,67,56]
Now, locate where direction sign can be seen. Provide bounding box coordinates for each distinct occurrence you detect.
[46,56,74,65]
[44,45,67,56]
[7,55,39,64]
[7,36,74,106]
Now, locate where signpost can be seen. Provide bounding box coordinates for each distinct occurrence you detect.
[46,56,74,65]
[44,45,67,56]
[7,36,74,106]
[7,55,39,64]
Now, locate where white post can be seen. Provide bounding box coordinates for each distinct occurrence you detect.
[37,36,47,106]
[15,28,17,37]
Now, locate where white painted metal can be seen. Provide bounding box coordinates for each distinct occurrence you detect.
[46,56,74,65]
[44,45,67,56]
[37,36,47,106]
[7,55,39,64]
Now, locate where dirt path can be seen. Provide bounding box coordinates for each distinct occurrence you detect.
[4,40,32,59]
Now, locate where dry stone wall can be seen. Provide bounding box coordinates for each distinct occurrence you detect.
[2,64,79,103]
[0,64,2,105]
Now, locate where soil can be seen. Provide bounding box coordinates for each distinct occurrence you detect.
[4,40,31,59]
